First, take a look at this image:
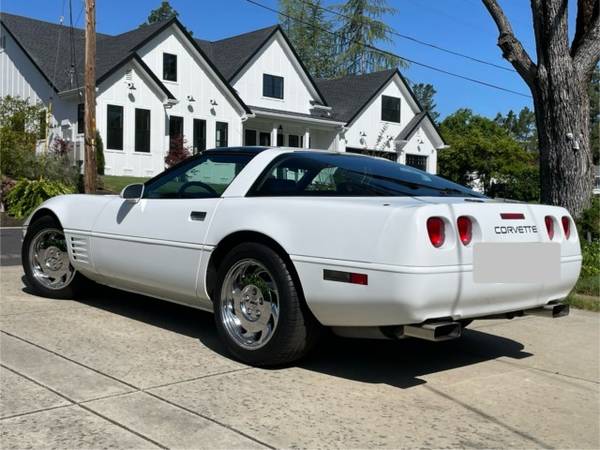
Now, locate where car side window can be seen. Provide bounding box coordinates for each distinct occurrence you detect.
[144,153,253,199]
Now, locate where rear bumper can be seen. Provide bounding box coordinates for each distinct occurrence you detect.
[292,255,582,327]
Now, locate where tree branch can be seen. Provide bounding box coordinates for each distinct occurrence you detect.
[481,0,537,88]
[572,2,600,80]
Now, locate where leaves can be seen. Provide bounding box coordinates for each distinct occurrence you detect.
[5,179,75,219]
[438,108,539,201]
[411,83,440,123]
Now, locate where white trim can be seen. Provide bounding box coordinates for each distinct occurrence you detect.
[252,109,345,127]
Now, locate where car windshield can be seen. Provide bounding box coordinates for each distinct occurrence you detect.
[144,152,255,199]
[249,152,485,198]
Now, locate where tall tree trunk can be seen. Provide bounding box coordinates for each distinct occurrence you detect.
[533,63,593,215]
[481,0,599,218]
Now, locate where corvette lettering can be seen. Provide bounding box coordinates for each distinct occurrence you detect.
[494,225,538,234]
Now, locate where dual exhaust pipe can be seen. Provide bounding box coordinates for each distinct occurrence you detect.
[388,302,568,343]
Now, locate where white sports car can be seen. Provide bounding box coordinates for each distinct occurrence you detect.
[22,147,581,365]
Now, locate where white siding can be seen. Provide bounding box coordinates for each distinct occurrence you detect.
[232,34,321,115]
[400,126,439,174]
[344,76,419,151]
[137,26,244,153]
[96,62,168,177]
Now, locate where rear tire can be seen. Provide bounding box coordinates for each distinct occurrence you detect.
[213,242,321,366]
[22,215,89,299]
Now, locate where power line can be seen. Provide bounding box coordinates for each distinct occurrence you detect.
[245,0,531,98]
[296,0,515,73]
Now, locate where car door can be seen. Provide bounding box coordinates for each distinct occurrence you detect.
[91,152,254,307]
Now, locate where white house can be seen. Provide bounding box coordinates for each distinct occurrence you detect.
[0,12,446,177]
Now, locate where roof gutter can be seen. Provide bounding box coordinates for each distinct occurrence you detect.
[252,109,346,127]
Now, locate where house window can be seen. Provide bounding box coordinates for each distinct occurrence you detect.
[106,105,123,150]
[193,119,206,154]
[216,122,228,147]
[77,103,84,134]
[381,95,400,123]
[169,116,184,150]
[288,135,300,148]
[259,132,271,146]
[244,129,257,146]
[38,110,46,140]
[135,108,151,153]
[277,133,284,147]
[163,53,177,82]
[405,154,428,171]
[263,74,284,99]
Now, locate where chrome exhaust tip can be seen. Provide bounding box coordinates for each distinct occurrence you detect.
[400,321,462,342]
[524,303,570,318]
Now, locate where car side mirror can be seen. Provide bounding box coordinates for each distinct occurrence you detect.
[120,183,144,203]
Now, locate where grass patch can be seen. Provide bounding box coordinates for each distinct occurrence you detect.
[565,273,600,312]
[565,293,600,312]
[101,175,149,194]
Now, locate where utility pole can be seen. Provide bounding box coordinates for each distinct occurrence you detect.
[84,0,97,193]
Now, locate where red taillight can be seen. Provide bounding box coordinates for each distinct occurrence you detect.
[457,216,472,246]
[545,216,555,240]
[500,213,525,220]
[562,216,571,239]
[427,217,445,248]
[349,273,369,285]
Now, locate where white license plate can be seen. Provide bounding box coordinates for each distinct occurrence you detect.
[473,242,560,283]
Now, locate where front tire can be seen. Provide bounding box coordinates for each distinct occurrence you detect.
[213,242,320,366]
[22,215,88,299]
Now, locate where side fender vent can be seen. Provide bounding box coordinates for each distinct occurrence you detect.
[69,236,90,265]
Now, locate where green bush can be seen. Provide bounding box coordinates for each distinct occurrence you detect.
[5,179,75,219]
[580,240,600,278]
[577,196,599,242]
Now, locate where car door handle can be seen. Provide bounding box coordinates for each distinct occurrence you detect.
[190,211,207,221]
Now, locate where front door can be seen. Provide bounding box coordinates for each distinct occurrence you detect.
[91,152,255,307]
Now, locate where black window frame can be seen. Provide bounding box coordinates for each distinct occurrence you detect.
[106,104,124,150]
[215,121,228,147]
[381,95,401,123]
[193,119,207,154]
[259,132,271,146]
[134,108,151,153]
[163,53,178,82]
[244,129,257,146]
[288,135,300,148]
[169,115,184,151]
[263,74,284,99]
[77,103,84,134]
[405,154,428,172]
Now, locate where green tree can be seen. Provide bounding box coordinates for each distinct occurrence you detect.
[590,65,599,165]
[494,106,537,152]
[334,0,405,75]
[438,109,539,201]
[411,83,439,123]
[143,1,178,25]
[279,0,337,78]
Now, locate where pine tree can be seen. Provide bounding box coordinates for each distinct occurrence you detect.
[144,1,178,25]
[279,0,337,78]
[334,0,405,76]
[411,83,440,123]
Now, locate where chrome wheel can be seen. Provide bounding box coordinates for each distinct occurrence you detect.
[220,258,280,350]
[28,228,75,290]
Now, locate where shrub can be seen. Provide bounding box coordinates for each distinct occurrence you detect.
[5,179,75,219]
[580,240,600,278]
[0,175,17,211]
[165,135,191,168]
[95,130,105,175]
[576,196,599,242]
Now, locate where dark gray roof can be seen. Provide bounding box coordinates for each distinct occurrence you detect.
[195,25,278,81]
[397,111,427,140]
[315,69,397,123]
[0,12,167,92]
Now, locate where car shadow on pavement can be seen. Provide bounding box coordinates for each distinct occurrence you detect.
[22,280,533,389]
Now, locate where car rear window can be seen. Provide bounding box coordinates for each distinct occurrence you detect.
[248,152,484,198]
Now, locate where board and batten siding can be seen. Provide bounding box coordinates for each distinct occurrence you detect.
[96,62,168,177]
[136,26,244,152]
[232,34,321,115]
[344,76,420,153]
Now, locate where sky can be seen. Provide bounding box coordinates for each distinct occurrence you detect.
[1,0,578,120]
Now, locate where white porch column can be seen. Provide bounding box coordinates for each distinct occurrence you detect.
[303,129,310,149]
[271,123,278,147]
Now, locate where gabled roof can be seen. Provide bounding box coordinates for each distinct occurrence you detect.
[315,69,398,123]
[195,25,278,81]
[0,13,249,112]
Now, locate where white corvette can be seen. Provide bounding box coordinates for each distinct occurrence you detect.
[22,147,581,365]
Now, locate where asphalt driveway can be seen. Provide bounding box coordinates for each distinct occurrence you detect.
[0,265,598,449]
